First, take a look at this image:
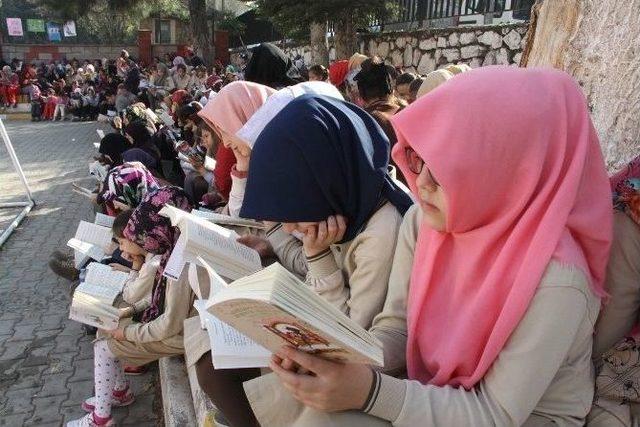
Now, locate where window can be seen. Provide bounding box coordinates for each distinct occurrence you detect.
[155,19,172,44]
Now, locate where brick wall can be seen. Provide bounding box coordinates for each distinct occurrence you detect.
[1,44,187,64]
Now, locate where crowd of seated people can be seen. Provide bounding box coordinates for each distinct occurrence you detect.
[39,41,640,427]
[0,47,238,121]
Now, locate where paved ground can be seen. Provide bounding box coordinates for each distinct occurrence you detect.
[0,121,160,426]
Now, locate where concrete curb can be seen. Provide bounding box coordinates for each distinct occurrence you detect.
[159,356,198,426]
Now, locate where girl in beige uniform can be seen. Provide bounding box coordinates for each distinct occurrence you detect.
[67,187,193,427]
[246,67,613,426]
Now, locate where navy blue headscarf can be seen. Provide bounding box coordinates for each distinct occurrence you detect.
[240,94,413,243]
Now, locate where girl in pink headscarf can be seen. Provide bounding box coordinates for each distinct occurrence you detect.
[244,66,613,427]
[197,81,275,200]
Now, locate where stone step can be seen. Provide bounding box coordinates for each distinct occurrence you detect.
[159,356,198,426]
[159,355,223,427]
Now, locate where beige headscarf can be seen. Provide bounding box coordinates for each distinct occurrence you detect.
[348,53,368,71]
[446,63,473,75]
[417,69,454,98]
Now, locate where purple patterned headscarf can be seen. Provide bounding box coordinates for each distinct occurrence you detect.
[611,155,640,226]
[97,162,160,214]
[124,186,192,322]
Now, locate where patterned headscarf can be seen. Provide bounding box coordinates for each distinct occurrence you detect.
[611,155,640,225]
[123,187,192,322]
[97,162,160,214]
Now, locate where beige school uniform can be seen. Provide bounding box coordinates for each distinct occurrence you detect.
[245,204,601,427]
[108,269,196,366]
[304,201,403,329]
[588,211,640,427]
[115,253,160,313]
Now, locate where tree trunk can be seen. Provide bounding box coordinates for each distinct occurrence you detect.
[310,21,329,66]
[521,0,640,171]
[334,12,357,60]
[188,0,213,66]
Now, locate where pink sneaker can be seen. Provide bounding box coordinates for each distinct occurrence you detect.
[124,365,147,376]
[66,412,113,427]
[81,387,135,412]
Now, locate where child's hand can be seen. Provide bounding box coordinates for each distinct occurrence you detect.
[109,263,131,273]
[232,145,250,172]
[110,328,126,340]
[118,307,134,319]
[131,254,145,271]
[302,215,347,257]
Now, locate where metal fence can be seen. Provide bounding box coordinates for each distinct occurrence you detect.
[370,0,534,30]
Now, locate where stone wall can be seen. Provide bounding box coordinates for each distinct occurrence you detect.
[231,23,529,74]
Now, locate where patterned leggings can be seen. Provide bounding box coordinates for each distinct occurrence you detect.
[93,340,128,418]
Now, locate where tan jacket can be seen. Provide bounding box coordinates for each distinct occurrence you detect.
[119,253,160,313]
[307,202,403,329]
[122,268,196,347]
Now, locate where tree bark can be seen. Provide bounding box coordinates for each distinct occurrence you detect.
[310,21,329,66]
[521,0,640,170]
[334,12,357,60]
[188,0,213,66]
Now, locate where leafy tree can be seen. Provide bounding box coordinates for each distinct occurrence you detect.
[255,0,394,61]
[29,0,216,65]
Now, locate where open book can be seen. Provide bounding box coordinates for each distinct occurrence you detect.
[159,111,174,127]
[191,209,265,230]
[69,263,129,330]
[190,259,271,369]
[67,220,114,268]
[207,263,384,367]
[94,212,115,228]
[160,205,262,281]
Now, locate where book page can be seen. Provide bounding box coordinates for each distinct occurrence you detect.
[96,129,105,139]
[193,299,270,368]
[84,263,129,295]
[188,219,261,269]
[94,213,115,228]
[163,233,188,281]
[75,281,121,305]
[75,221,113,251]
[204,156,216,170]
[70,292,120,330]
[159,205,190,227]
[68,238,105,262]
[205,314,271,368]
[197,256,229,296]
[191,209,265,229]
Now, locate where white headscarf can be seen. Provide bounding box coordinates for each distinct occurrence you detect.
[237,81,344,147]
[172,56,186,67]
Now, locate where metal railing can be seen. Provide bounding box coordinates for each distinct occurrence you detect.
[370,0,534,30]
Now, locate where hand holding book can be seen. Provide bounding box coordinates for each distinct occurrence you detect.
[270,345,375,412]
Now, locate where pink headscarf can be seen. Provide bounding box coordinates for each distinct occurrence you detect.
[390,66,612,389]
[197,81,275,199]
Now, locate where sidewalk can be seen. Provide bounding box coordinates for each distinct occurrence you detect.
[0,121,159,426]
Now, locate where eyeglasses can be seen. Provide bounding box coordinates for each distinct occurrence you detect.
[404,147,440,187]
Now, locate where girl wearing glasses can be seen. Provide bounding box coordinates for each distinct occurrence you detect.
[244,67,613,427]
